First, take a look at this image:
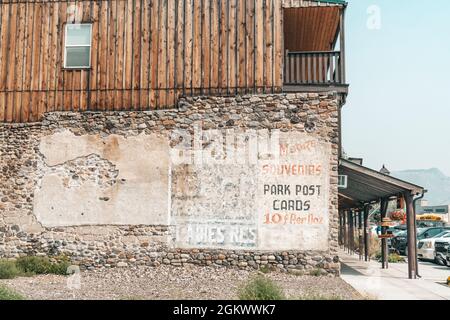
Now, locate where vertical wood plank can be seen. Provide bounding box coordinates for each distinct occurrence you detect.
[47,2,58,113]
[107,0,117,110]
[273,0,283,90]
[90,1,100,110]
[157,0,167,108]
[183,0,192,97]
[5,4,18,122]
[167,0,175,107]
[100,0,109,110]
[219,0,228,93]
[13,3,27,122]
[210,0,219,94]
[254,0,264,93]
[237,0,246,94]
[140,0,150,110]
[0,4,10,121]
[201,0,211,94]
[30,2,43,121]
[132,0,142,109]
[229,0,237,94]
[175,0,184,101]
[115,0,126,110]
[123,0,133,109]
[245,0,254,93]
[264,0,273,92]
[192,0,201,96]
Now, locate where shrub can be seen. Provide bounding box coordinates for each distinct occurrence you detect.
[0,285,25,300]
[375,252,405,263]
[238,276,285,301]
[0,260,21,279]
[308,269,324,277]
[387,253,405,263]
[15,256,70,276]
[258,265,271,274]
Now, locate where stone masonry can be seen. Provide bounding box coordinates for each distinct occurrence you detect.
[0,93,341,274]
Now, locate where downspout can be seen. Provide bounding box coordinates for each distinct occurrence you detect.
[412,190,427,278]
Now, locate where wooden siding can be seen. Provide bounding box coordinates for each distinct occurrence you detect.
[0,0,285,122]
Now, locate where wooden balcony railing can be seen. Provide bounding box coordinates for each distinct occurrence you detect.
[284,51,345,86]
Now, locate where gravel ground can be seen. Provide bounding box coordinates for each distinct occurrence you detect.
[0,265,363,300]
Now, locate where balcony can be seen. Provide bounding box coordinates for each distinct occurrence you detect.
[283,50,348,94]
[282,5,348,95]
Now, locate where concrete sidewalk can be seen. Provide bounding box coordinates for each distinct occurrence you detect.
[340,251,450,300]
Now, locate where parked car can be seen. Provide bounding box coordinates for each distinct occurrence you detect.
[391,227,450,256]
[435,238,450,266]
[417,231,450,261]
[446,246,450,267]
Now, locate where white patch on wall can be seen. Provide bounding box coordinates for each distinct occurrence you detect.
[34,130,170,227]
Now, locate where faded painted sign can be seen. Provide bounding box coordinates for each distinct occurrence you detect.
[172,131,331,251]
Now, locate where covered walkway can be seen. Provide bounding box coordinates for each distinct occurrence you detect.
[338,159,426,279]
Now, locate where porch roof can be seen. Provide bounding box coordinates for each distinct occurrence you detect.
[338,159,425,210]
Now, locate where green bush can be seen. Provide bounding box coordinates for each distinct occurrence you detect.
[0,260,21,279]
[0,285,25,300]
[387,253,406,263]
[238,276,285,301]
[375,252,405,263]
[15,256,70,276]
[308,269,324,277]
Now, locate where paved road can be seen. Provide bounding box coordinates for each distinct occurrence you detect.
[340,251,450,300]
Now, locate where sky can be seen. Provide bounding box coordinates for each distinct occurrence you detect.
[342,0,450,175]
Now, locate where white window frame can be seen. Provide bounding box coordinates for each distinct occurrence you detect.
[338,175,348,189]
[64,23,92,69]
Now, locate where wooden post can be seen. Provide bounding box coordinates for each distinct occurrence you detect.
[358,210,363,260]
[343,210,347,250]
[339,210,343,247]
[339,6,346,84]
[404,192,417,279]
[380,198,389,269]
[348,210,353,254]
[364,205,370,262]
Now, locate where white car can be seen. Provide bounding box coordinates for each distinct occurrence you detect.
[417,231,450,261]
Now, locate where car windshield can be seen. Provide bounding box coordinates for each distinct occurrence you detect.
[396,231,407,237]
[432,231,450,238]
[417,228,428,237]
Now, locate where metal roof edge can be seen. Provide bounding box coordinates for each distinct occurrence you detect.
[340,159,425,195]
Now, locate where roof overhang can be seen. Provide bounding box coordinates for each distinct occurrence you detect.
[338,159,425,210]
[283,6,342,52]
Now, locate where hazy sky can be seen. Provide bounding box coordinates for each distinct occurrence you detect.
[342,0,450,175]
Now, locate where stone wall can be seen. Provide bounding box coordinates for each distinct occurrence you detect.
[0,93,341,274]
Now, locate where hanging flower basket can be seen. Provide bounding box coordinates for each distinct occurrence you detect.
[390,210,406,221]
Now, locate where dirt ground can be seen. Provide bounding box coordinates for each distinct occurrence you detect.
[0,265,363,300]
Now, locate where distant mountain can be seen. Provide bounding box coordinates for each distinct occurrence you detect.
[391,168,450,206]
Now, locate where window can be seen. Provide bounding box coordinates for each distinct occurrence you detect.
[64,24,92,69]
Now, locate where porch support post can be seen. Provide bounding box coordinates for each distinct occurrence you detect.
[339,6,347,84]
[363,204,370,262]
[404,192,417,279]
[343,210,347,250]
[358,210,363,260]
[380,198,389,269]
[348,211,353,254]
